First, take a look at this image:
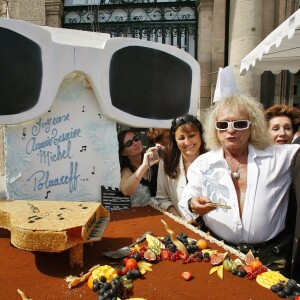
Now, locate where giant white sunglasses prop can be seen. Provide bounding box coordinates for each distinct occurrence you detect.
[0,18,200,126]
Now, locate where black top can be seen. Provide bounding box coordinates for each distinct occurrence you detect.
[129,164,158,197]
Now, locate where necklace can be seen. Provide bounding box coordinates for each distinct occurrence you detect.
[225,150,248,180]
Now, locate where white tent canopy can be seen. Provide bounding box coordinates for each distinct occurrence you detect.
[240,9,300,75]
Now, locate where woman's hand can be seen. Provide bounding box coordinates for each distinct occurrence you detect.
[189,196,216,216]
[143,144,165,166]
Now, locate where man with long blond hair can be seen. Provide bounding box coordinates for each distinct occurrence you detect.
[179,94,300,275]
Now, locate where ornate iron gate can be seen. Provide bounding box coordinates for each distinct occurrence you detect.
[63,0,197,58]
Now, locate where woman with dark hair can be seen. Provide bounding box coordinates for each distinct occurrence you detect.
[156,115,206,217]
[118,130,163,206]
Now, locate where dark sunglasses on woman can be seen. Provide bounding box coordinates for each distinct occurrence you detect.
[123,136,140,148]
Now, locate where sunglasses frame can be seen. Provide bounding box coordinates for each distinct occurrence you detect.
[122,135,140,149]
[0,18,200,127]
[215,120,252,130]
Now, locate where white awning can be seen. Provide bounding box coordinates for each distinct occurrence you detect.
[240,9,300,75]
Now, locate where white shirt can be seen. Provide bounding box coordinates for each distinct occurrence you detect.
[179,144,300,244]
[156,155,187,217]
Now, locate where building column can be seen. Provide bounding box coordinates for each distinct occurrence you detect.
[196,0,226,118]
[228,0,262,99]
[196,0,214,117]
[45,0,63,28]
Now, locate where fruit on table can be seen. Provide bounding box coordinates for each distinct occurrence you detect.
[217,265,224,279]
[245,250,255,265]
[126,258,139,270]
[256,270,288,289]
[222,257,237,272]
[138,260,153,275]
[270,278,300,298]
[143,249,157,262]
[249,259,263,269]
[87,265,117,288]
[181,271,192,281]
[210,252,228,265]
[209,265,224,279]
[209,266,219,275]
[196,238,208,250]
[160,248,171,260]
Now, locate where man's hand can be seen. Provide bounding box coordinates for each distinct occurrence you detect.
[189,196,216,216]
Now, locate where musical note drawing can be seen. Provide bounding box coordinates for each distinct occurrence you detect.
[82,106,85,112]
[98,114,101,119]
[92,166,95,175]
[45,190,50,199]
[48,107,52,113]
[80,146,87,152]
[22,128,26,140]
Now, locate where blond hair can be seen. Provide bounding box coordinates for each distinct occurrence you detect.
[203,94,271,150]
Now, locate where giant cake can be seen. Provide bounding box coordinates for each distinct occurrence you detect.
[0,204,280,299]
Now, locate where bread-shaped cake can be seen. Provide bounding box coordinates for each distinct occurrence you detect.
[0,200,110,252]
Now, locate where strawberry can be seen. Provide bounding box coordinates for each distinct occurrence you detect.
[123,257,129,266]
[115,268,123,276]
[160,249,170,260]
[121,267,129,275]
[181,271,192,281]
[244,265,255,274]
[178,250,189,261]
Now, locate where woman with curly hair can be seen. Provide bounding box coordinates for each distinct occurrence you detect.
[179,94,300,274]
[265,104,300,144]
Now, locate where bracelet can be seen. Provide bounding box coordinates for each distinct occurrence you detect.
[188,198,194,213]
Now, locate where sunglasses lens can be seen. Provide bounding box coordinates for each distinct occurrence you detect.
[123,140,133,148]
[0,28,42,115]
[216,121,228,130]
[234,121,248,129]
[123,136,139,148]
[110,46,192,120]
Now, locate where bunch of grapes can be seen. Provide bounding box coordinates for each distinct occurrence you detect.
[92,275,124,300]
[271,279,300,299]
[176,232,199,254]
[163,235,177,253]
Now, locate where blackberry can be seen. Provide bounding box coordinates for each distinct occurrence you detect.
[92,282,100,292]
[275,282,285,292]
[167,243,177,253]
[100,275,107,283]
[131,268,141,279]
[277,290,287,298]
[237,269,247,277]
[126,270,134,280]
[231,269,238,275]
[194,251,203,259]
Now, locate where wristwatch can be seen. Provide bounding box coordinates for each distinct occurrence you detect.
[188,198,194,213]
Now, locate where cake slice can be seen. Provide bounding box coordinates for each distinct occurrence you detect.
[0,200,110,252]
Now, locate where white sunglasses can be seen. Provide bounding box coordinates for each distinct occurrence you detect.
[0,18,200,126]
[215,120,252,130]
